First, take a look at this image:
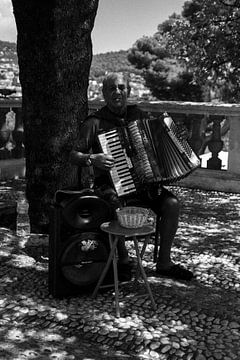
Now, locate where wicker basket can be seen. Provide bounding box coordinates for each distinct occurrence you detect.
[116,206,149,229]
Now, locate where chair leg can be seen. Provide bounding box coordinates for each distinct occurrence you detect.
[112,235,120,318]
[153,214,160,263]
[133,237,157,310]
[140,235,150,259]
[135,235,151,282]
[92,235,118,298]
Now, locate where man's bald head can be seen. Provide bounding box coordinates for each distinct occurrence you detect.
[102,73,131,115]
[102,73,130,94]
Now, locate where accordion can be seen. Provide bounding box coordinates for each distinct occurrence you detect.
[98,113,200,197]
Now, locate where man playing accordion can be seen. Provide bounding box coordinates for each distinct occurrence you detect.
[70,72,194,281]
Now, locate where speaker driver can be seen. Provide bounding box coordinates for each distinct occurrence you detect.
[60,232,108,286]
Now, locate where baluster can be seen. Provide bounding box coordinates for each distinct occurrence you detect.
[228,115,240,175]
[207,115,224,170]
[185,114,205,156]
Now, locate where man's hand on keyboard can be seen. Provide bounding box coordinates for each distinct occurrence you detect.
[91,153,115,170]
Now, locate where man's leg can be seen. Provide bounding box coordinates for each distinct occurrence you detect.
[117,237,129,264]
[156,194,179,269]
[149,188,194,281]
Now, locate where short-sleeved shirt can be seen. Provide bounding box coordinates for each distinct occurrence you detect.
[74,104,143,187]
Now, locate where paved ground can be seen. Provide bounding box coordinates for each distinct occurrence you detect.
[0,180,240,359]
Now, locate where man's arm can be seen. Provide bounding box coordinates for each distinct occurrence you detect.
[69,115,115,170]
[70,150,115,170]
[69,150,93,167]
[69,117,98,167]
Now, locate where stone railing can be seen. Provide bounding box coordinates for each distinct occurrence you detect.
[1,98,240,193]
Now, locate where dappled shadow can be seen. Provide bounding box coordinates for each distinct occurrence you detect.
[1,185,240,358]
[0,238,136,359]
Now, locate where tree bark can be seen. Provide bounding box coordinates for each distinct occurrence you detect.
[11,0,99,231]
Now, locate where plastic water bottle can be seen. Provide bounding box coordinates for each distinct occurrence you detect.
[16,191,31,237]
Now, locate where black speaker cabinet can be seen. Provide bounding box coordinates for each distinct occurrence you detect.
[48,189,113,298]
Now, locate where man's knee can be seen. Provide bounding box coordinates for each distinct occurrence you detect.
[95,185,120,206]
[165,196,179,213]
[159,195,180,216]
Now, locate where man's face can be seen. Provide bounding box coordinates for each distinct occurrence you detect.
[103,75,129,114]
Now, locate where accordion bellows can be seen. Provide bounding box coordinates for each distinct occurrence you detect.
[98,113,200,197]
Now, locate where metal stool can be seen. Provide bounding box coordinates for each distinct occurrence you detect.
[92,220,157,317]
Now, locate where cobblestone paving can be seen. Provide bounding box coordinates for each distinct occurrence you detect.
[0,181,240,359]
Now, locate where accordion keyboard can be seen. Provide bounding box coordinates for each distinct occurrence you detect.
[98,129,136,197]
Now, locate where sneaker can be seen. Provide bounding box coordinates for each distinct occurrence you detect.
[156,264,194,281]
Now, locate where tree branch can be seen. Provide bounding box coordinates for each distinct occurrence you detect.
[219,0,239,7]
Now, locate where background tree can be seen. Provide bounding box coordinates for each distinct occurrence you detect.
[161,0,240,153]
[128,0,240,103]
[165,0,240,102]
[127,16,203,101]
[11,0,99,232]
[128,1,237,155]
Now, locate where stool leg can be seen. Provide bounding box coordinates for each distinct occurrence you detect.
[140,235,150,259]
[112,235,120,318]
[92,235,118,298]
[135,235,150,282]
[133,236,157,310]
[153,214,160,263]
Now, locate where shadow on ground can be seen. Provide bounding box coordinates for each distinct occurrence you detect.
[0,181,240,359]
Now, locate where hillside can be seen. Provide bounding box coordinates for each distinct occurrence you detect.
[0,40,150,99]
[0,40,140,78]
[90,50,141,79]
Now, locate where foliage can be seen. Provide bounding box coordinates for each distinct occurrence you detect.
[143,56,203,101]
[90,50,141,80]
[128,35,169,70]
[127,20,203,101]
[128,1,240,102]
[164,0,240,102]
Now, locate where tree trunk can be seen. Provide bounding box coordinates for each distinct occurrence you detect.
[11,0,99,231]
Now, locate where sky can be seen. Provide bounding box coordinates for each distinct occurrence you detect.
[0,0,186,54]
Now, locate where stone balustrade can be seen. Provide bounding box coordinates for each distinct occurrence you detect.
[1,98,240,193]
